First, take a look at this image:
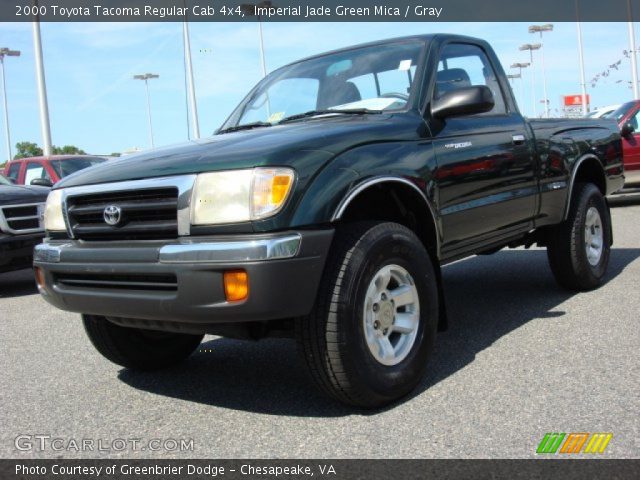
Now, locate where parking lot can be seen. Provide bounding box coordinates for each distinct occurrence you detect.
[1,197,638,459]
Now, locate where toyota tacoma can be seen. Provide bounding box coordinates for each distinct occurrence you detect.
[34,35,624,407]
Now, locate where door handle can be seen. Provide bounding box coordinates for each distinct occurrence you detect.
[512,134,526,146]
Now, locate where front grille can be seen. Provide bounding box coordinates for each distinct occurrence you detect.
[54,273,178,291]
[66,188,178,241]
[0,203,44,234]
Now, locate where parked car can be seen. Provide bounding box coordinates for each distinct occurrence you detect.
[4,155,107,187]
[34,34,624,407]
[0,174,48,273]
[585,104,620,119]
[610,100,640,187]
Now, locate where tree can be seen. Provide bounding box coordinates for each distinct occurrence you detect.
[52,145,86,155]
[13,141,87,159]
[14,141,43,159]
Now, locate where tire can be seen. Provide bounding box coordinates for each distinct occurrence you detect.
[83,315,204,371]
[547,182,611,291]
[297,222,439,408]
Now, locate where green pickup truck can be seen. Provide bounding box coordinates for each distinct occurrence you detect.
[35,34,624,407]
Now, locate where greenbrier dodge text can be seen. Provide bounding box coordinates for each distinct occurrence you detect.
[16,463,337,477]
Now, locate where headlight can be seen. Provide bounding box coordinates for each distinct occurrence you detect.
[191,168,295,225]
[44,189,66,232]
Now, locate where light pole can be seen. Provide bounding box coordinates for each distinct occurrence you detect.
[529,24,553,118]
[32,18,52,156]
[182,21,200,139]
[575,1,589,115]
[133,73,159,149]
[628,0,639,99]
[0,48,20,161]
[519,44,541,117]
[510,62,530,112]
[240,1,272,78]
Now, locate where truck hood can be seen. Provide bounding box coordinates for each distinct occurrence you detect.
[57,113,420,188]
[0,184,50,205]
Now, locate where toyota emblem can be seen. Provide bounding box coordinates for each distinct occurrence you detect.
[103,205,122,226]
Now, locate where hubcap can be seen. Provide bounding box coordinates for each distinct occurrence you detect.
[584,206,604,266]
[362,264,420,366]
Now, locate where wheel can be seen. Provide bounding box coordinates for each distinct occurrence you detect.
[83,315,204,370]
[546,182,611,290]
[297,222,439,408]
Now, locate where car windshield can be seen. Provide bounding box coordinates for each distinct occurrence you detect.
[222,40,425,129]
[0,174,12,186]
[609,101,637,123]
[50,157,105,178]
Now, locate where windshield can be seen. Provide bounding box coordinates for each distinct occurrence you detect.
[50,157,105,178]
[223,40,425,129]
[0,174,11,186]
[609,101,637,123]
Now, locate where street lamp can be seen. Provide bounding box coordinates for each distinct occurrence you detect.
[528,24,554,118]
[133,73,159,149]
[0,47,20,161]
[510,62,530,112]
[519,43,541,117]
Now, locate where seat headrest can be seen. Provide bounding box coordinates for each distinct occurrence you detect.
[436,68,472,94]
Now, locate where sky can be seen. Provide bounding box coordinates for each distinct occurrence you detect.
[0,21,639,161]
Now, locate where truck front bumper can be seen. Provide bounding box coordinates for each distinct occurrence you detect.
[34,229,333,331]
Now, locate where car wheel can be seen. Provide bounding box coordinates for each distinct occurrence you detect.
[547,182,611,290]
[83,315,204,370]
[297,221,439,408]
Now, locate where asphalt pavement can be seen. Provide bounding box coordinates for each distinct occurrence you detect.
[1,197,639,459]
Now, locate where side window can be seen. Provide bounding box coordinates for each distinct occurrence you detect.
[629,109,640,131]
[6,163,20,183]
[24,162,50,185]
[435,43,507,115]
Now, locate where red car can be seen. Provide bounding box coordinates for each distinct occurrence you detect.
[3,155,106,187]
[611,100,640,187]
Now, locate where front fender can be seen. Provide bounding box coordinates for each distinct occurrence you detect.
[289,140,438,228]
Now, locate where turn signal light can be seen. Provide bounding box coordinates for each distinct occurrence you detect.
[223,270,249,302]
[34,267,46,290]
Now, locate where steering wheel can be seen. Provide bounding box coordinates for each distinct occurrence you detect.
[380,92,409,101]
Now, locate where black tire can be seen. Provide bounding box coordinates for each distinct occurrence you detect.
[296,222,439,408]
[83,315,204,371]
[547,182,611,291]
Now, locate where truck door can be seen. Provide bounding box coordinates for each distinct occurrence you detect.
[430,42,537,257]
[621,106,640,184]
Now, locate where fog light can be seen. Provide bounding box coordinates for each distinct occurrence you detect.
[223,270,248,302]
[34,267,46,290]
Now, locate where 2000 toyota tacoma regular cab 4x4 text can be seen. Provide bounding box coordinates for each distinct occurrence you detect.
[34,35,624,407]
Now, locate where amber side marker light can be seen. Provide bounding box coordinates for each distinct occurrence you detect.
[224,270,249,302]
[34,267,46,290]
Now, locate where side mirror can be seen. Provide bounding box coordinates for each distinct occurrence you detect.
[620,122,635,138]
[30,178,53,187]
[432,86,495,119]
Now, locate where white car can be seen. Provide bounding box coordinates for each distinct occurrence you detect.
[586,104,620,119]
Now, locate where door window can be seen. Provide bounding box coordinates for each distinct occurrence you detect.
[436,43,507,115]
[6,163,20,183]
[627,109,640,132]
[24,162,51,184]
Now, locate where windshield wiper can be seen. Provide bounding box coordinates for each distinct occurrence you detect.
[278,108,382,124]
[217,121,272,135]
